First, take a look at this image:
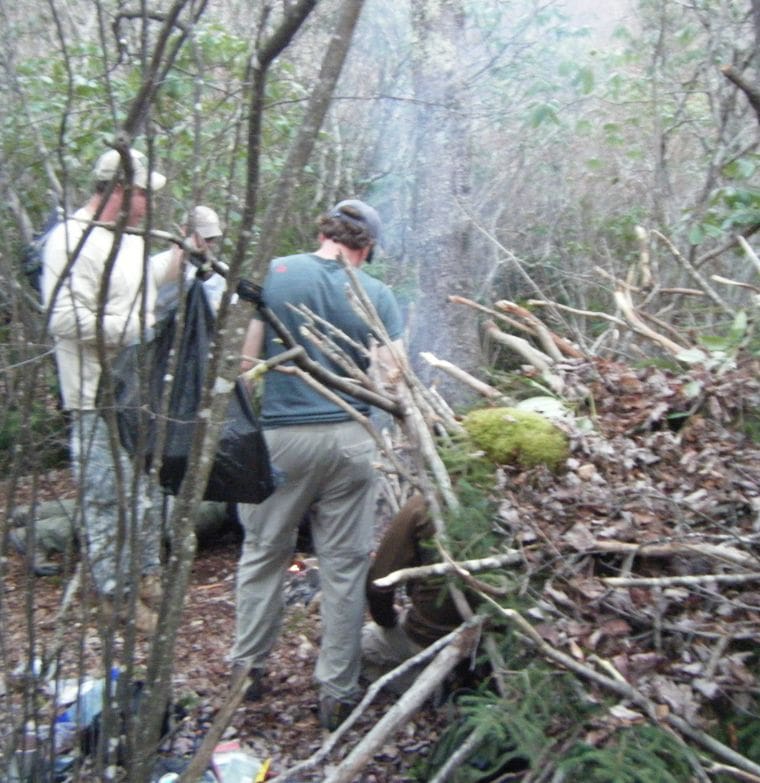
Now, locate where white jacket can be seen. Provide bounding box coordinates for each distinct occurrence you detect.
[42,208,175,410]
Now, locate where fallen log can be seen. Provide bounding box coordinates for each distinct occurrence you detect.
[614,289,689,356]
[419,351,506,401]
[588,540,756,567]
[602,572,760,588]
[484,320,555,373]
[494,299,581,360]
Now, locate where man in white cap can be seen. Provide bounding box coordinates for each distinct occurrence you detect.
[154,205,226,321]
[42,146,179,633]
[231,199,404,730]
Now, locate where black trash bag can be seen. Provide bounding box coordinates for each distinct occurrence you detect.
[158,279,216,492]
[202,378,275,504]
[105,314,176,460]
[105,279,275,504]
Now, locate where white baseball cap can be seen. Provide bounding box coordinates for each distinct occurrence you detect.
[93,148,166,191]
[184,205,223,239]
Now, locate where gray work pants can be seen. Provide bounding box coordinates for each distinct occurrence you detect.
[233,421,376,701]
[69,411,160,597]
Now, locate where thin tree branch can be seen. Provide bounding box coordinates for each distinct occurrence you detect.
[372,550,526,589]
[322,620,483,783]
[721,64,760,125]
[603,572,760,588]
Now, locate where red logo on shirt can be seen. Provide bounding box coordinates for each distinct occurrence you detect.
[274,264,288,273]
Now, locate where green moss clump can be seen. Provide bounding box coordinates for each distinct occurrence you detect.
[462,407,569,471]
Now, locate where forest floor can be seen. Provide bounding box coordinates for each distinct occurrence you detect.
[3,352,760,781]
[1,471,448,783]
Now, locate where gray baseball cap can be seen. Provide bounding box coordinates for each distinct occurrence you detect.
[331,199,382,243]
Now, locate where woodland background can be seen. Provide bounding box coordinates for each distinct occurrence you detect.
[0,0,759,781]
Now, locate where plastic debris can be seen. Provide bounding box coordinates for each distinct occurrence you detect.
[211,740,267,782]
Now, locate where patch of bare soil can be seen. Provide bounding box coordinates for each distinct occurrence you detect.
[172,538,447,781]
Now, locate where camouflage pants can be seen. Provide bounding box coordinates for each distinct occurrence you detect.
[69,411,160,597]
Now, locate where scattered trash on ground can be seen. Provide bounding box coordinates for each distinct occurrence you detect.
[284,557,320,606]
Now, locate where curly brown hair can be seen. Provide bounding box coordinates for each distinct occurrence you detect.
[316,205,375,250]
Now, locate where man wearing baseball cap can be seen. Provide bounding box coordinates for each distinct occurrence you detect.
[154,205,227,320]
[231,198,404,731]
[92,147,167,192]
[42,146,178,633]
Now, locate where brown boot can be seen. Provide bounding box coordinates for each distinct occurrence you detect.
[140,574,163,610]
[230,662,265,702]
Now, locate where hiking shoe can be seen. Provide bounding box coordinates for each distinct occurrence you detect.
[318,694,356,731]
[231,663,265,702]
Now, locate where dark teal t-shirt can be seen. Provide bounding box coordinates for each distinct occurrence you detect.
[259,253,403,426]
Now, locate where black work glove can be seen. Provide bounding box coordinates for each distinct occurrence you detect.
[236,278,263,305]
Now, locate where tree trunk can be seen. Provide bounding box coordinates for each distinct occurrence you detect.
[406,0,481,406]
[252,0,368,280]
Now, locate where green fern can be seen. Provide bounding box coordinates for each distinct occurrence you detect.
[559,725,696,782]
[416,650,699,783]
[414,662,591,781]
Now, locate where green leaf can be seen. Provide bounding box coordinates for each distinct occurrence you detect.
[723,157,757,180]
[703,223,724,238]
[574,66,595,95]
[687,224,703,245]
[729,310,748,343]
[677,347,708,364]
[529,103,560,127]
[683,380,702,399]
[699,335,728,351]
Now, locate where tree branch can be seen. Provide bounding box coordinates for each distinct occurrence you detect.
[322,620,483,783]
[721,64,760,126]
[372,550,526,589]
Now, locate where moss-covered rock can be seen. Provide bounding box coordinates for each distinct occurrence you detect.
[461,407,569,471]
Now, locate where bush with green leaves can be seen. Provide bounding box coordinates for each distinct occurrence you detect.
[1,19,312,243]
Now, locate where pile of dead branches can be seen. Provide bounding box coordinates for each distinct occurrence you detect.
[187,234,760,781]
[379,231,760,782]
